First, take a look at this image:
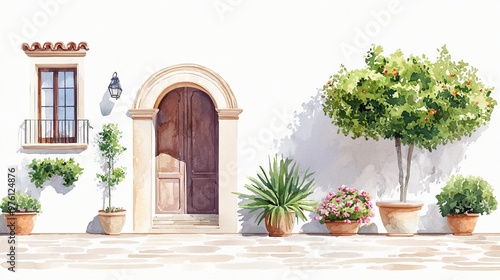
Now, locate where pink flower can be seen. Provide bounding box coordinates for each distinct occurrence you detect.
[347,201,353,207]
[335,197,341,203]
[313,216,321,221]
[354,205,359,211]
[343,212,350,218]
[339,185,347,191]
[326,193,334,201]
[344,219,351,223]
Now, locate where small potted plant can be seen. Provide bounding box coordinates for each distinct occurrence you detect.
[96,123,127,235]
[435,174,498,236]
[234,154,316,237]
[314,185,374,236]
[1,191,42,235]
[322,45,496,235]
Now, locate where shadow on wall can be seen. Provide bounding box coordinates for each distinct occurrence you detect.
[86,215,105,234]
[237,208,268,235]
[100,90,116,116]
[273,90,484,234]
[0,214,7,233]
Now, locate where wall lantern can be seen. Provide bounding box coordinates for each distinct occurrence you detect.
[108,72,122,99]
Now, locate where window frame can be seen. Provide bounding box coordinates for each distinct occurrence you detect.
[37,67,78,144]
[23,52,87,150]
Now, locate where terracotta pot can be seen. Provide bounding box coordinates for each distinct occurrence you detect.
[324,220,361,236]
[265,211,295,237]
[447,214,479,236]
[4,212,38,235]
[376,201,423,236]
[98,210,126,235]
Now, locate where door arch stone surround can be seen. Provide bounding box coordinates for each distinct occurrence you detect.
[128,63,242,233]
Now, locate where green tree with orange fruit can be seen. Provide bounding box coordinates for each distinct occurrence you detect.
[322,45,496,202]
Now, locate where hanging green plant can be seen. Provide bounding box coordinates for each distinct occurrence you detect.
[28,158,84,188]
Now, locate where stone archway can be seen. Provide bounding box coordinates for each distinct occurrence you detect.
[128,64,242,233]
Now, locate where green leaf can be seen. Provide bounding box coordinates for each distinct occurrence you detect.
[234,154,316,225]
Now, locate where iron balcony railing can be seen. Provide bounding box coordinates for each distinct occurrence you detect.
[24,119,91,145]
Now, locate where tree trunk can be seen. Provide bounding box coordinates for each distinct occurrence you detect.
[395,137,415,203]
[395,137,404,202]
[403,144,415,202]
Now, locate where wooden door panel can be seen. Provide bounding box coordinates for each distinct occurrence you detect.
[155,91,186,214]
[155,153,186,214]
[189,178,218,213]
[186,88,218,214]
[156,177,183,213]
[156,90,183,158]
[156,87,218,215]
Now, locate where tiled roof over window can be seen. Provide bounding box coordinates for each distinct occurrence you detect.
[22,41,89,57]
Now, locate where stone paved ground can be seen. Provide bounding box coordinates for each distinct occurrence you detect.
[1,233,500,279]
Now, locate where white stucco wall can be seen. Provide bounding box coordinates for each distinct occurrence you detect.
[1,0,499,234]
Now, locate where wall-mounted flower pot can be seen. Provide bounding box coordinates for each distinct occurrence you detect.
[376,201,423,236]
[5,212,38,235]
[265,211,295,237]
[98,210,126,235]
[447,214,479,236]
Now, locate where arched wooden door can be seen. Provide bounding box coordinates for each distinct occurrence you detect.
[155,87,219,215]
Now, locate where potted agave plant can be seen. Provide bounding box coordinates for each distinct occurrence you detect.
[234,154,316,237]
[96,123,127,235]
[314,185,374,236]
[1,191,42,235]
[436,175,497,236]
[322,45,496,235]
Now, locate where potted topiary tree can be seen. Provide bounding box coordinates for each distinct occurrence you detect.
[322,45,495,235]
[436,175,497,236]
[96,123,127,235]
[234,154,316,237]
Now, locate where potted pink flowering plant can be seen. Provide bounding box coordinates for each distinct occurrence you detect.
[314,185,374,235]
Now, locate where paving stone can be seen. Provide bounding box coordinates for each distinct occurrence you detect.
[64,254,107,260]
[484,250,500,257]
[368,263,427,270]
[320,252,364,258]
[442,256,469,263]
[68,263,163,269]
[87,248,133,254]
[170,245,220,253]
[2,233,500,276]
[35,246,85,253]
[244,245,306,253]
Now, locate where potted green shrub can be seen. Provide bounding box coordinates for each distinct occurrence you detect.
[96,123,127,235]
[234,154,316,237]
[436,175,497,235]
[1,191,42,235]
[322,45,496,235]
